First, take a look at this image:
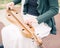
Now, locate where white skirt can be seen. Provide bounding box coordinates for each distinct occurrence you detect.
[1,14,51,48]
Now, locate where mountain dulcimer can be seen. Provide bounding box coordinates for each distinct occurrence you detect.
[6,8,43,46]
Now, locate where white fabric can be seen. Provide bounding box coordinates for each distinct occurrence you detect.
[1,14,51,48]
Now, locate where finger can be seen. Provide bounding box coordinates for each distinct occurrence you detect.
[6,3,14,10]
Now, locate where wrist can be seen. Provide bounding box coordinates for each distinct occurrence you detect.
[11,1,16,5]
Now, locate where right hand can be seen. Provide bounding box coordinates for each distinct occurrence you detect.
[6,2,14,10]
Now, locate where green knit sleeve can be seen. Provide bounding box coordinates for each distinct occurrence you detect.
[37,0,59,24]
[13,0,21,5]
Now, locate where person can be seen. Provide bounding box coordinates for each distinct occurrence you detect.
[6,0,59,34]
[1,0,59,48]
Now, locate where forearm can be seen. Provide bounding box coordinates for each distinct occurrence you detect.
[37,0,59,24]
[37,7,59,23]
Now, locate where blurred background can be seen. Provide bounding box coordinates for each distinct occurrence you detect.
[0,0,12,9]
[0,0,20,9]
[0,0,60,48]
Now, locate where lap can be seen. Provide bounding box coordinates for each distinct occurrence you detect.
[1,15,51,48]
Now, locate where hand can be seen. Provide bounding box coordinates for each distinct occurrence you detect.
[23,14,38,25]
[6,2,14,10]
[27,17,38,25]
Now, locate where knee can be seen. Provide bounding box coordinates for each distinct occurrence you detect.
[1,24,23,40]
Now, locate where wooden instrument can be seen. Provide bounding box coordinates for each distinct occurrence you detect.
[6,8,43,46]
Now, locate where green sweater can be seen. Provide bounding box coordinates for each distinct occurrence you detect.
[13,0,59,35]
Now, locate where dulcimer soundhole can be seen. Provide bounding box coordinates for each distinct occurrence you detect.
[8,14,11,16]
[22,29,25,31]
[16,12,18,14]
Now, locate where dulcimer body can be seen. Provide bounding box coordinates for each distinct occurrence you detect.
[6,9,42,46]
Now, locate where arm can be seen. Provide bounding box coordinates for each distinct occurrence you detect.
[13,0,21,5]
[37,0,59,24]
